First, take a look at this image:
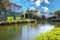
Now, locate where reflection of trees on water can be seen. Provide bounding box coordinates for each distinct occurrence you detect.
[0,24,26,40]
[40,20,49,25]
[48,22,60,29]
[55,23,60,27]
[48,22,60,27]
[0,22,56,40]
[25,23,38,30]
[0,23,40,40]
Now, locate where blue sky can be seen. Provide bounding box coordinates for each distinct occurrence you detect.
[10,0,60,13]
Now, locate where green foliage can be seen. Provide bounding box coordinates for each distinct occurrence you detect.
[22,11,28,19]
[34,28,60,40]
[0,2,5,10]
[48,16,56,20]
[54,10,60,17]
[32,15,41,19]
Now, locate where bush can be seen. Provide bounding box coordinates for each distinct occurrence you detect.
[34,28,60,40]
[54,10,60,17]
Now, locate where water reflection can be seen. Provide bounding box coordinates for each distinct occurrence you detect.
[0,22,55,40]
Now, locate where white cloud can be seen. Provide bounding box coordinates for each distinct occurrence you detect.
[42,7,49,12]
[30,0,50,7]
[35,0,43,7]
[35,0,40,7]
[29,7,36,10]
[44,0,50,4]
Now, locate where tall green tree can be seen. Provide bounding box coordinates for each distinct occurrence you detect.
[54,10,60,17]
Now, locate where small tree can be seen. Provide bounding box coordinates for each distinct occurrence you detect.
[54,10,60,17]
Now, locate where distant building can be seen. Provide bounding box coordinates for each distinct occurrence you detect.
[27,10,38,15]
[26,10,39,18]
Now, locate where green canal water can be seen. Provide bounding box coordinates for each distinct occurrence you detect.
[0,22,59,40]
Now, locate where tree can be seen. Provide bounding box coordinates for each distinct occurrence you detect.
[0,2,5,10]
[54,10,60,17]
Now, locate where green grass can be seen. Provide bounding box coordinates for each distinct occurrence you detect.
[34,28,60,40]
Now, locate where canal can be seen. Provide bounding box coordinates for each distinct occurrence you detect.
[0,22,59,40]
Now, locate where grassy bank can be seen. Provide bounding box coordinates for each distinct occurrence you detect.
[34,28,60,40]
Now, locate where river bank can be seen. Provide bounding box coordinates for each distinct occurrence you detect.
[0,19,37,25]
